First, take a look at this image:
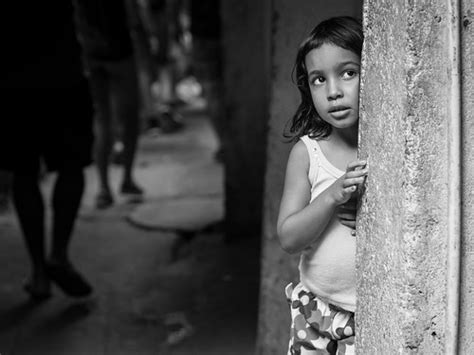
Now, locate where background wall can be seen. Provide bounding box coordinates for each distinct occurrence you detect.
[221,0,271,242]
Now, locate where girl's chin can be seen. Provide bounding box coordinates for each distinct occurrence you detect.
[332,119,359,130]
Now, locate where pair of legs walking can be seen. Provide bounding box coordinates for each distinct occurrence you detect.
[191,37,225,162]
[14,168,91,299]
[87,56,143,209]
[6,84,94,300]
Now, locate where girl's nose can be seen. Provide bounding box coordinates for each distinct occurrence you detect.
[327,80,343,100]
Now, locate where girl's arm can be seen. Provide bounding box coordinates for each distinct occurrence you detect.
[277,141,335,254]
[277,141,367,254]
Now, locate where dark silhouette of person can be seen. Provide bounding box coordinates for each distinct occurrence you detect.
[136,0,186,133]
[72,0,144,209]
[0,1,93,299]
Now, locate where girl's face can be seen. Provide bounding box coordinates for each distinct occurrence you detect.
[305,43,361,131]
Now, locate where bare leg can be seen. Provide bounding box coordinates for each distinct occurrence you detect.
[89,67,114,208]
[111,57,143,194]
[47,167,92,297]
[192,38,224,162]
[154,64,184,133]
[202,79,225,162]
[12,172,51,298]
[50,168,84,264]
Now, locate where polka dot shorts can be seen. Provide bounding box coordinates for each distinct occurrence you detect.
[285,282,355,355]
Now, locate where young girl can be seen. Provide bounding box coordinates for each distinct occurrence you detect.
[277,17,367,355]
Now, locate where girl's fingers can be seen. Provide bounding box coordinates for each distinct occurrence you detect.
[339,207,356,215]
[337,212,355,221]
[339,220,356,229]
[341,199,357,209]
[346,160,367,171]
[342,186,356,198]
[343,176,366,188]
[345,168,368,179]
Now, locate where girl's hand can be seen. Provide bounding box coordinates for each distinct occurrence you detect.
[329,160,367,235]
[337,197,357,229]
[328,160,367,206]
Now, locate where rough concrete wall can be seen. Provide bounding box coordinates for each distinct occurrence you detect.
[257,1,362,353]
[460,0,474,352]
[220,0,271,240]
[357,0,463,353]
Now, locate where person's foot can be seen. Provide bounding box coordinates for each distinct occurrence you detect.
[120,181,144,196]
[95,190,114,209]
[120,181,144,203]
[46,261,93,298]
[23,274,52,301]
[158,111,184,134]
[168,98,187,110]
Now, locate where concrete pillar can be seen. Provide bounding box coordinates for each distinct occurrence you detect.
[459,0,473,353]
[220,0,271,240]
[257,1,362,353]
[357,0,473,353]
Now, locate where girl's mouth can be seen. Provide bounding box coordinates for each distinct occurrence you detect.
[328,106,351,118]
[328,105,350,113]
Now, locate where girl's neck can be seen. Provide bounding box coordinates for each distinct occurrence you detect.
[318,125,358,171]
[330,125,358,149]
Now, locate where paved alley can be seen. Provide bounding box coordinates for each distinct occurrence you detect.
[0,105,260,355]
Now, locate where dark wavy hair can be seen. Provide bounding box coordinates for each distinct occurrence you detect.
[284,16,363,142]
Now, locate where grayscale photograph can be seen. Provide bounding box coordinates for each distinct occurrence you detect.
[0,0,472,354]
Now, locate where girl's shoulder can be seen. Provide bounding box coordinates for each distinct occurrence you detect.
[286,139,310,174]
[299,134,323,153]
[289,135,322,164]
[297,135,322,181]
[286,136,320,181]
[289,139,309,163]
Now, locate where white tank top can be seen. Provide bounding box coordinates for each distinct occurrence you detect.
[298,135,356,312]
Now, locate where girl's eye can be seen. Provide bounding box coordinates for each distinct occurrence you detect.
[342,70,358,79]
[311,76,325,85]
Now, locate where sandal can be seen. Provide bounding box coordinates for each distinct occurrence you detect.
[120,181,144,196]
[46,262,92,298]
[23,280,52,301]
[158,112,184,134]
[95,191,114,209]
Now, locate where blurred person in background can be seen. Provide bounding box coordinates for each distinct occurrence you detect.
[72,0,145,209]
[135,0,188,133]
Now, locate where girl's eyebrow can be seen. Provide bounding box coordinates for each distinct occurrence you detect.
[339,61,361,67]
[307,61,361,76]
[307,69,323,76]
